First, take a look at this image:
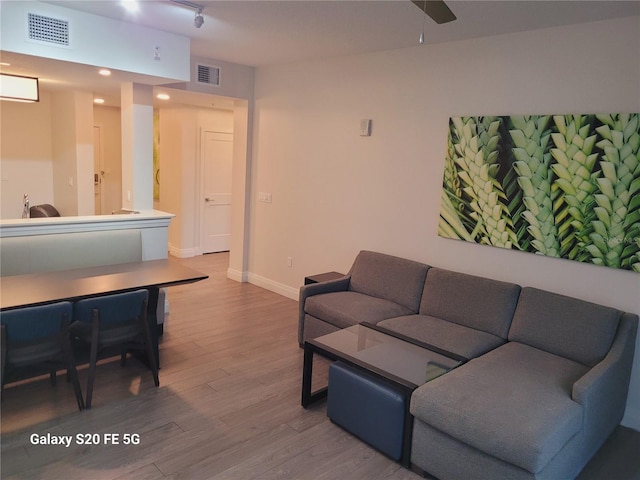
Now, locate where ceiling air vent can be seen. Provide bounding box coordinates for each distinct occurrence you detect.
[28,12,70,46]
[196,64,221,87]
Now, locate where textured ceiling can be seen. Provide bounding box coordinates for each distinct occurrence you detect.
[43,1,640,67]
[2,1,638,107]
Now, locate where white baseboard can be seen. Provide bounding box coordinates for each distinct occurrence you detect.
[247,272,298,301]
[172,251,296,301]
[227,268,248,282]
[168,244,198,258]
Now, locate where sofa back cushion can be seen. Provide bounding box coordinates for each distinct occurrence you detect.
[419,268,521,339]
[348,251,429,312]
[508,287,621,367]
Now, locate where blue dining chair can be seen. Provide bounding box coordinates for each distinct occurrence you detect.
[70,289,159,409]
[0,301,84,411]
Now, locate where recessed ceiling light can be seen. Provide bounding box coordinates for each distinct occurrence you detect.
[94,98,105,104]
[156,93,170,100]
[98,69,111,77]
[121,0,139,13]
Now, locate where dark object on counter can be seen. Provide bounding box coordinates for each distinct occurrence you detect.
[29,204,60,217]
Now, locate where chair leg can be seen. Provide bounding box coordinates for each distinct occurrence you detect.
[85,309,101,409]
[1,325,6,394]
[68,362,85,411]
[62,320,84,411]
[65,349,84,411]
[140,310,159,388]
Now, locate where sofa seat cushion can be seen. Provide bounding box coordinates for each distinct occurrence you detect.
[305,291,414,330]
[410,342,589,474]
[377,315,504,360]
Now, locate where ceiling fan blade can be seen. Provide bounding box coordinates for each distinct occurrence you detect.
[411,0,457,24]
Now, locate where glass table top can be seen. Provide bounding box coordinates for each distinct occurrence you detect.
[309,323,463,388]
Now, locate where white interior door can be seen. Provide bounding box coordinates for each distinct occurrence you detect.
[200,131,233,253]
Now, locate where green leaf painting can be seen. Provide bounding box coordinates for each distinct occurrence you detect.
[439,114,640,272]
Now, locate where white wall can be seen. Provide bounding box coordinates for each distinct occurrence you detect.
[50,90,94,215]
[74,92,94,216]
[249,17,640,428]
[0,90,95,218]
[0,1,190,82]
[0,91,54,218]
[120,83,154,211]
[93,105,123,215]
[158,108,190,253]
[228,99,252,282]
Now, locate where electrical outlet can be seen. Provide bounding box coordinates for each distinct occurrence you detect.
[287,257,293,268]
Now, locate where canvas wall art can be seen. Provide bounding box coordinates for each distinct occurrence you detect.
[438,114,640,272]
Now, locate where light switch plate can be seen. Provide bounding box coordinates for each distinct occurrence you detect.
[359,119,372,136]
[258,192,272,203]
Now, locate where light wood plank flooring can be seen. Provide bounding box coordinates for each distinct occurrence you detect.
[1,253,638,479]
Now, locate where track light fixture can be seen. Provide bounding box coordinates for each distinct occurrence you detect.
[194,7,204,28]
[170,0,204,28]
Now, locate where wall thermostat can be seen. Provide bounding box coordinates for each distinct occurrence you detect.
[359,119,372,136]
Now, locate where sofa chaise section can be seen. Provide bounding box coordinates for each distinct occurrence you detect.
[298,250,429,345]
[378,267,521,359]
[410,287,638,480]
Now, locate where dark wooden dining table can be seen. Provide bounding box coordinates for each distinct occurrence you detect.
[0,258,208,366]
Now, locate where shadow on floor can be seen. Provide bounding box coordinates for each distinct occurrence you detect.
[577,426,640,480]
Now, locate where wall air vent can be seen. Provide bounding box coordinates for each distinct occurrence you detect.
[28,13,70,46]
[196,64,221,87]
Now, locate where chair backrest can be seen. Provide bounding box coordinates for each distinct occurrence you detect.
[73,290,148,327]
[348,251,430,312]
[0,302,72,343]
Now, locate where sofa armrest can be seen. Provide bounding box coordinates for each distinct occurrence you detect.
[298,275,351,346]
[572,313,638,439]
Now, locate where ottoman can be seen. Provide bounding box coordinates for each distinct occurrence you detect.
[327,361,407,461]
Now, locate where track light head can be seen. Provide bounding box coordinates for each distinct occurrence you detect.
[194,8,204,28]
[170,1,205,28]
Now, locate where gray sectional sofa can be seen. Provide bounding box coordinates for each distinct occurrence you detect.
[298,250,638,480]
